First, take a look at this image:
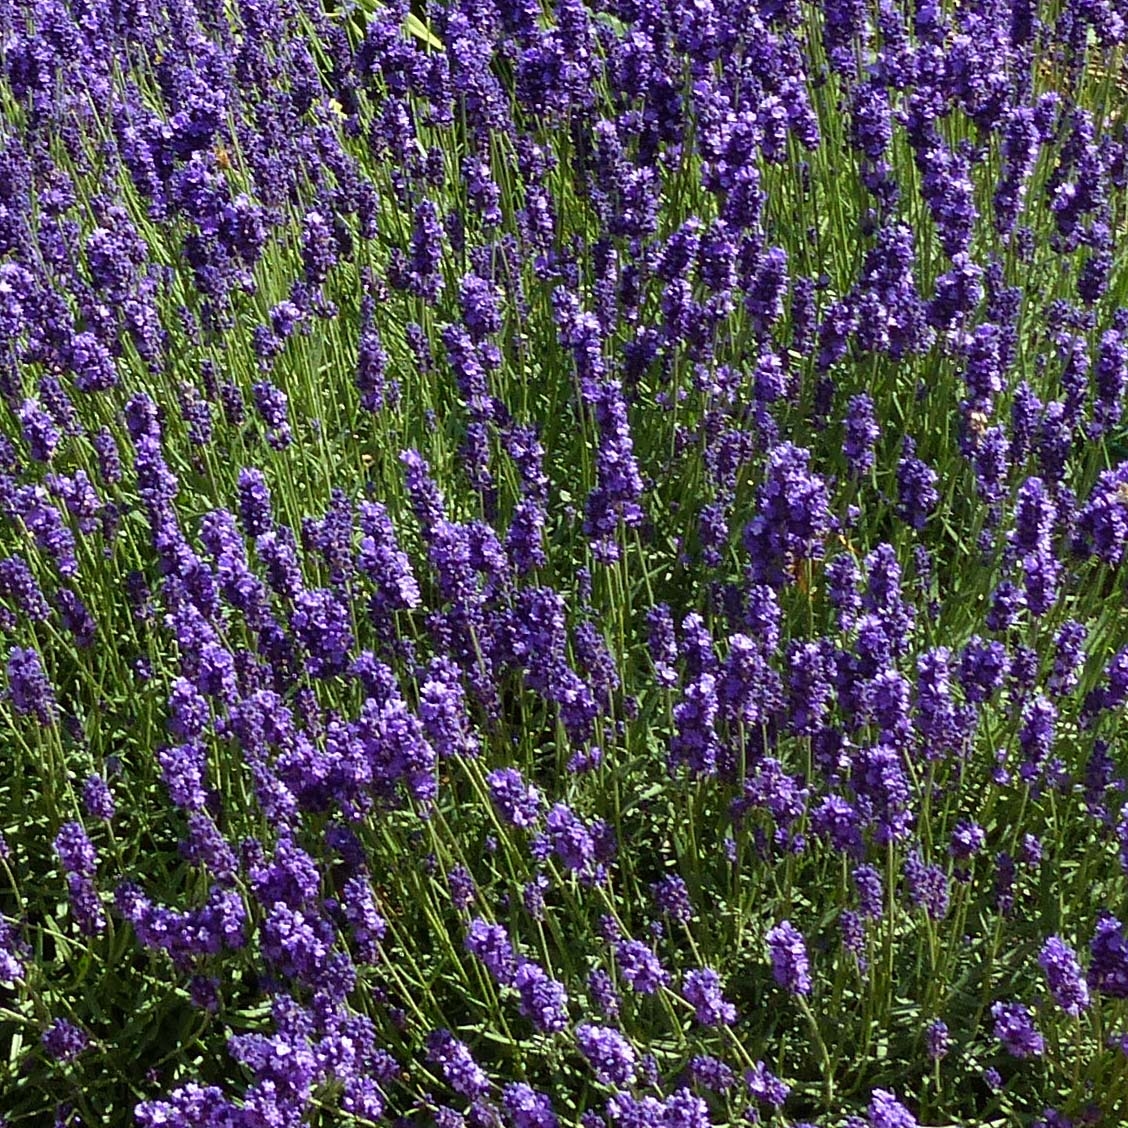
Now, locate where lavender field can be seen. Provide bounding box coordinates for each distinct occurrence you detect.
[2,0,1128,1124]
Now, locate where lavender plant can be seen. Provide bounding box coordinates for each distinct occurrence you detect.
[1,0,1128,1125]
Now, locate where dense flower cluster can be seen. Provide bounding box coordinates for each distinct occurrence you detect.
[1,0,1128,1124]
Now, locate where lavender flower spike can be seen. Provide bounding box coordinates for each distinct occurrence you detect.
[766,920,812,996]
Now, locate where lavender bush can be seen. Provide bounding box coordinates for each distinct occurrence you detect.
[1,0,1128,1124]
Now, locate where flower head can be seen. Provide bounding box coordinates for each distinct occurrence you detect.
[1039,936,1090,1015]
[766,920,811,996]
[42,1018,88,1062]
[991,1001,1044,1058]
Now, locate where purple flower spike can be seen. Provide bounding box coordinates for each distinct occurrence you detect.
[427,1030,490,1099]
[743,443,831,588]
[1089,915,1128,998]
[53,822,98,877]
[42,1018,88,1062]
[502,1082,557,1128]
[6,646,57,725]
[868,1089,917,1128]
[487,768,544,829]
[575,1024,636,1087]
[1039,936,1090,1015]
[615,938,669,995]
[683,968,737,1026]
[991,1001,1044,1058]
[766,920,811,996]
[925,1020,949,1062]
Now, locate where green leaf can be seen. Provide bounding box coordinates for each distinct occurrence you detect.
[404,12,442,50]
[593,12,628,38]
